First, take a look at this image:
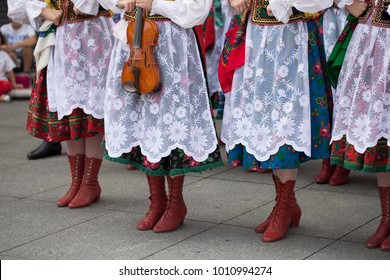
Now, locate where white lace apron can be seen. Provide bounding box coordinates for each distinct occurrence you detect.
[47,16,114,120]
[104,22,218,163]
[221,21,312,161]
[331,17,390,152]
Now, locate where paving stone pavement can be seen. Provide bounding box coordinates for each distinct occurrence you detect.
[0,101,389,260]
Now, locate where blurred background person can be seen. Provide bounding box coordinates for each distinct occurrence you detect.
[5,0,62,160]
[0,18,37,73]
[0,33,23,102]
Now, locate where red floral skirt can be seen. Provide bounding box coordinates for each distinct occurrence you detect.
[26,68,104,142]
[331,136,390,173]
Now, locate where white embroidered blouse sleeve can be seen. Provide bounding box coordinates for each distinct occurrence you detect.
[7,0,28,23]
[25,0,48,31]
[71,0,100,15]
[336,0,354,9]
[8,0,46,25]
[97,0,122,13]
[268,0,333,23]
[150,0,213,29]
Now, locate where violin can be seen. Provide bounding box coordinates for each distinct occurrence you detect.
[122,7,161,94]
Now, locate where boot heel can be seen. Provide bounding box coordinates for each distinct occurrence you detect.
[95,195,100,202]
[290,214,301,228]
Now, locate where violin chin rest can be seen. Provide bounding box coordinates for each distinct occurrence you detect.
[123,81,138,93]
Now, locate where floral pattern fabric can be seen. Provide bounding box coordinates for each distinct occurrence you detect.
[222,21,314,161]
[331,137,390,173]
[105,146,223,176]
[330,19,390,153]
[229,143,309,170]
[47,16,114,120]
[104,22,219,163]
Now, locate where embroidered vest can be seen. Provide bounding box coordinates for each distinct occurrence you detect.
[251,0,308,25]
[50,0,109,24]
[359,0,390,27]
[124,9,170,22]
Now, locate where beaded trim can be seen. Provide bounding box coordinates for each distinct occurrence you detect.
[372,0,390,27]
[50,0,109,24]
[251,0,307,25]
[124,9,170,22]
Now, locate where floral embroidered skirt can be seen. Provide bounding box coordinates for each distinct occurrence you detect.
[331,137,390,173]
[226,20,332,170]
[26,68,104,142]
[105,146,223,176]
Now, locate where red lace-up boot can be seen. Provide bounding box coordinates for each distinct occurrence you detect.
[68,157,102,208]
[380,235,390,251]
[366,187,390,248]
[57,154,85,207]
[315,158,335,184]
[137,175,168,230]
[153,176,187,233]
[329,166,350,186]
[262,178,298,242]
[255,175,301,233]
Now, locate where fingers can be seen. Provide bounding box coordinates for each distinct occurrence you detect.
[128,2,136,12]
[118,0,135,12]
[233,0,250,14]
[267,6,273,17]
[54,10,63,26]
[346,1,368,18]
[135,0,153,10]
[117,0,135,12]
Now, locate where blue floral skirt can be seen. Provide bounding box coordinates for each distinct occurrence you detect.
[227,19,332,170]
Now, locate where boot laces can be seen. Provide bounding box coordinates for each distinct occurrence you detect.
[269,196,290,230]
[162,194,174,219]
[374,190,390,235]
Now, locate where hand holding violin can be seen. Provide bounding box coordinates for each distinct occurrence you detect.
[135,0,154,11]
[117,0,136,12]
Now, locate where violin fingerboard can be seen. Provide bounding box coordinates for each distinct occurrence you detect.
[133,7,144,48]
